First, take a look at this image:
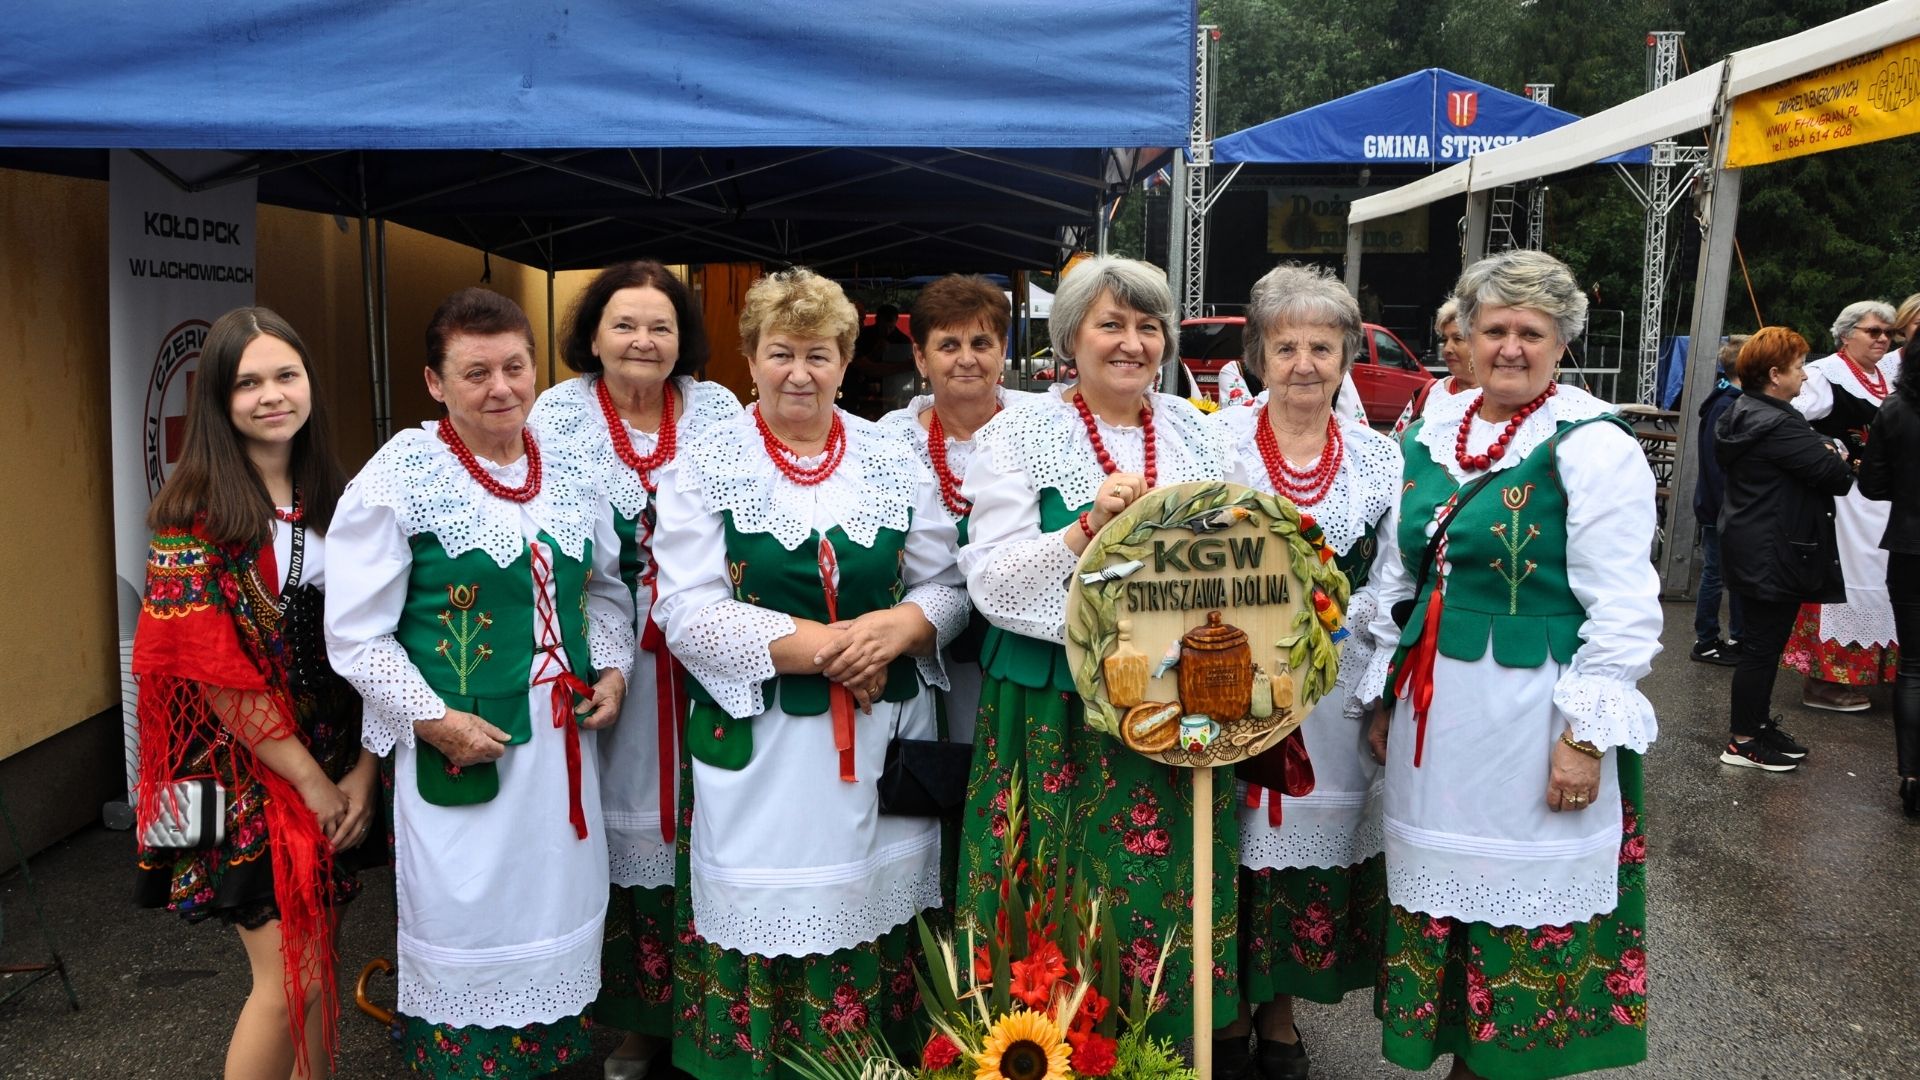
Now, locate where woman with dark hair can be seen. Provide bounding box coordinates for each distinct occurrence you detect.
[1716,327,1854,772]
[528,261,740,1077]
[878,274,1031,744]
[325,287,635,1079]
[134,306,377,1078]
[1859,345,1920,814]
[1785,300,1901,711]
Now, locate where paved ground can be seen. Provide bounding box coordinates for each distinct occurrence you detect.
[3,601,1916,1078]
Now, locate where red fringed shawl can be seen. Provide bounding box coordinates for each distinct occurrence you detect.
[131,525,338,1073]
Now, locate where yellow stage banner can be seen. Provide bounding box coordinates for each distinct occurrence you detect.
[1726,37,1920,167]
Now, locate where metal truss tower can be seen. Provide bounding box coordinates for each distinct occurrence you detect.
[1168,25,1219,321]
[1639,33,1688,404]
[1523,84,1553,249]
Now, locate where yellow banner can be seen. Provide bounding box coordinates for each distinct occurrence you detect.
[1726,37,1920,167]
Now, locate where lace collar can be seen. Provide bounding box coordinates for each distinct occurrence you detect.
[1810,351,1901,403]
[673,406,921,551]
[530,375,742,520]
[974,385,1226,509]
[1413,382,1617,485]
[876,386,1031,452]
[1220,408,1401,556]
[353,423,599,568]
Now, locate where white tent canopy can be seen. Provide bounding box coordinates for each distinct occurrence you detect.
[1348,0,1920,224]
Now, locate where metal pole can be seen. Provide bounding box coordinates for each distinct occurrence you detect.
[1640,32,1687,405]
[1096,193,1111,257]
[547,263,558,387]
[375,218,393,444]
[1344,223,1363,296]
[358,154,381,447]
[1464,190,1491,267]
[1660,71,1741,599]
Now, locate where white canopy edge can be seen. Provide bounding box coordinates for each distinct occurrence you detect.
[1347,0,1920,226]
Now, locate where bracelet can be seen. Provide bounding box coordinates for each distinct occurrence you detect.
[1559,731,1604,759]
[1078,512,1096,539]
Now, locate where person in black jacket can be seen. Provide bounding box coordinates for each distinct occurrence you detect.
[1859,353,1920,814]
[1691,335,1747,664]
[1715,327,1855,770]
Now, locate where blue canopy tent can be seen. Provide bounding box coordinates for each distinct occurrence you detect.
[1213,68,1650,167]
[0,1,1193,271]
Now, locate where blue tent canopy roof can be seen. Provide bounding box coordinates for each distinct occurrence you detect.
[1,2,1192,150]
[1213,68,1650,167]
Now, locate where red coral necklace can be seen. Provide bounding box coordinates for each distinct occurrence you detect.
[926,404,1001,516]
[1256,412,1342,506]
[1455,384,1556,472]
[1071,391,1157,488]
[755,404,845,485]
[596,376,677,493]
[437,420,542,502]
[1839,351,1888,400]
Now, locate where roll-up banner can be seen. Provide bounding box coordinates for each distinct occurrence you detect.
[109,150,257,792]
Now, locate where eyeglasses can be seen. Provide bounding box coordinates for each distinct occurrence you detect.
[1857,327,1892,339]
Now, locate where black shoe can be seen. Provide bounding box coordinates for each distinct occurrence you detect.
[1690,639,1738,666]
[1215,1032,1259,1080]
[1720,738,1798,771]
[1902,778,1919,818]
[1256,1029,1310,1080]
[1756,719,1808,759]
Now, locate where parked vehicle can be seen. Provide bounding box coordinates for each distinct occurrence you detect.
[1179,316,1432,425]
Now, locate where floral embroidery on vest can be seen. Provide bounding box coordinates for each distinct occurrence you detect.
[434,583,495,694]
[1489,482,1541,615]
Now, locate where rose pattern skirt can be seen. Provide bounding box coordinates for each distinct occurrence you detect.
[398,1013,593,1079]
[595,883,676,1037]
[1240,855,1386,1006]
[1782,605,1899,687]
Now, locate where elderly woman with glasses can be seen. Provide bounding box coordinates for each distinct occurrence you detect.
[1362,250,1660,1080]
[1784,300,1903,715]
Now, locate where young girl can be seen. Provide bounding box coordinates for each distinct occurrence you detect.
[133,307,379,1079]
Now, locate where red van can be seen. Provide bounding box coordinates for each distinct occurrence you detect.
[1179,316,1432,425]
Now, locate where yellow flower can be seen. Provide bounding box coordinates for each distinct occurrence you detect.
[1188,396,1220,414]
[975,1010,1071,1080]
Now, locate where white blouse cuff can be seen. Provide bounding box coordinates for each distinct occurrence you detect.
[587,611,636,681]
[1356,638,1396,707]
[1553,670,1659,754]
[674,601,796,719]
[901,582,967,691]
[348,635,449,755]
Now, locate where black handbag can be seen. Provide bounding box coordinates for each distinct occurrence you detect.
[877,695,972,818]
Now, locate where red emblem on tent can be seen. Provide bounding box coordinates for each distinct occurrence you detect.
[1447,90,1479,128]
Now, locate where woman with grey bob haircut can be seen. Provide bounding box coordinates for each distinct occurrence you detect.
[1242,262,1364,377]
[1831,300,1897,350]
[1456,247,1589,347]
[1047,255,1180,367]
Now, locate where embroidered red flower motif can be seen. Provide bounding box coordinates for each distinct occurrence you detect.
[1620,834,1647,864]
[1122,827,1170,856]
[1465,965,1493,1017]
[1619,946,1647,973]
[1474,1021,1498,1042]
[1611,1003,1637,1026]
[1422,915,1453,940]
[922,1032,961,1071]
[832,984,860,1008]
[1530,924,1573,951]
[736,1031,756,1052]
[1129,802,1158,827]
[1066,1028,1118,1076]
[1291,901,1336,946]
[727,999,751,1026]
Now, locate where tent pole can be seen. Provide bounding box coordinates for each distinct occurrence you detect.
[358,154,381,448]
[547,263,558,388]
[1344,223,1363,297]
[1660,73,1741,599]
[1463,190,1491,268]
[1096,192,1110,256]
[376,218,393,444]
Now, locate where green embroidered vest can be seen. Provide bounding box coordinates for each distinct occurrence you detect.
[1336,522,1379,591]
[396,532,595,804]
[978,488,1083,692]
[686,512,916,769]
[1394,415,1626,668]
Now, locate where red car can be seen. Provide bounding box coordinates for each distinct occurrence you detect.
[1179,316,1432,425]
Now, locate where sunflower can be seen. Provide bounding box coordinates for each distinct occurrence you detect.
[975,1010,1071,1080]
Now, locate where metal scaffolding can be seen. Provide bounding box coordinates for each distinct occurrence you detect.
[1523,84,1553,250]
[1633,32,1709,404]
[1167,24,1220,320]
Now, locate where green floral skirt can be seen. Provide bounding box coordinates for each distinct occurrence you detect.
[1377,752,1649,1080]
[1240,855,1386,1006]
[595,883,675,1036]
[670,920,930,1080]
[398,1013,593,1079]
[957,672,1241,1042]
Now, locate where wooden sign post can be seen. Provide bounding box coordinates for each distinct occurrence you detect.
[1064,482,1350,1077]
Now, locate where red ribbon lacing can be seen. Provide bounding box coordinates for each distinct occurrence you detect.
[1393,571,1447,769]
[530,541,592,838]
[636,507,687,843]
[817,538,858,782]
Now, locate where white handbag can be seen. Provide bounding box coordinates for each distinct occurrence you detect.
[139,777,227,849]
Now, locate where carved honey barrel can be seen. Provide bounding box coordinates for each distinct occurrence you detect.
[1178,610,1252,723]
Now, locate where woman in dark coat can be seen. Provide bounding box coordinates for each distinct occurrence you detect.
[1859,351,1920,814]
[1715,327,1855,771]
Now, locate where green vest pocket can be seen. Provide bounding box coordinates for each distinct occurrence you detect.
[688,700,752,770]
[415,743,501,806]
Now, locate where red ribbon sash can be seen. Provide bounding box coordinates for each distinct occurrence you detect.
[817,539,857,782]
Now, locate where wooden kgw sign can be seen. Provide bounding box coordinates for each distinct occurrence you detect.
[1066,481,1352,768]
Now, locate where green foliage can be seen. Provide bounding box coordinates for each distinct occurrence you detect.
[1111,1028,1193,1080]
[1183,0,1920,368]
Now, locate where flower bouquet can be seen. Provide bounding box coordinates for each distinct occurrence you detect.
[785,770,1197,1080]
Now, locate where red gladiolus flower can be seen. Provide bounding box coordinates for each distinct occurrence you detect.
[1009,939,1069,1009]
[922,1032,961,1071]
